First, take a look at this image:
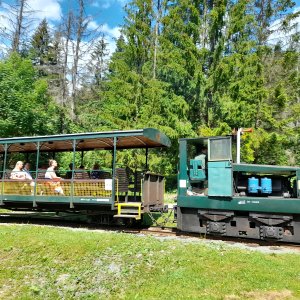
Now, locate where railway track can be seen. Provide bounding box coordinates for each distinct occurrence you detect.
[1,211,299,253]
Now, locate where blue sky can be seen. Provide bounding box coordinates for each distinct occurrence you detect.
[0,0,130,54]
[89,0,127,27]
[1,0,300,54]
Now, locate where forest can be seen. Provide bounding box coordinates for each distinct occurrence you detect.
[0,0,300,178]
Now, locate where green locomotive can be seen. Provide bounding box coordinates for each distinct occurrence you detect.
[177,136,300,243]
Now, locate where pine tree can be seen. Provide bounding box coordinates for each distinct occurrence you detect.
[88,35,109,88]
[86,0,193,173]
[158,0,228,129]
[30,19,53,66]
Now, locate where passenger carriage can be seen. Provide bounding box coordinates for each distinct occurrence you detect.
[0,128,171,223]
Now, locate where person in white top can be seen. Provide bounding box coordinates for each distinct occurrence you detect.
[10,161,27,180]
[45,159,64,195]
[10,161,35,194]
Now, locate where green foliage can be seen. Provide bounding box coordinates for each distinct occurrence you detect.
[30,19,58,67]
[0,53,60,137]
[1,0,300,171]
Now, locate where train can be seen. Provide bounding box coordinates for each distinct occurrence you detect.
[1,128,300,243]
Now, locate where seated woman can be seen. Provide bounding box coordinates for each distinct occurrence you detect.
[45,159,64,195]
[11,161,33,181]
[10,161,35,194]
[10,161,27,180]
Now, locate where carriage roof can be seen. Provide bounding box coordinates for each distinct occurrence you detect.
[0,128,171,153]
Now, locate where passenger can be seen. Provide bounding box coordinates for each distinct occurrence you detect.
[10,161,26,180]
[77,164,90,179]
[65,163,74,179]
[23,162,36,191]
[91,163,101,179]
[45,159,64,195]
[23,162,33,180]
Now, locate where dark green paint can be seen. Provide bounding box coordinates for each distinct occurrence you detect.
[208,161,233,197]
[233,163,298,175]
[178,136,300,215]
[178,195,300,214]
[2,195,113,205]
[1,144,7,205]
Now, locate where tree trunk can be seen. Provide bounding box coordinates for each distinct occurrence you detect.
[70,0,84,121]
[12,0,25,52]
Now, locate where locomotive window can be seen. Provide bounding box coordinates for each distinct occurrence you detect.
[208,137,232,161]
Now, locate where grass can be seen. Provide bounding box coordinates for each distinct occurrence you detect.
[0,225,300,299]
[164,192,177,204]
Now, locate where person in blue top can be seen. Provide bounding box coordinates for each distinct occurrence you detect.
[23,162,33,180]
[91,162,101,179]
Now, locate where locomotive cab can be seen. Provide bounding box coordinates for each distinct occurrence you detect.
[184,136,233,197]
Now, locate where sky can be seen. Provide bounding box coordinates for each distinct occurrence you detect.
[1,0,300,54]
[0,0,129,55]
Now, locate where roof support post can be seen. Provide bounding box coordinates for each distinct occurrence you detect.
[236,128,242,164]
[1,144,8,205]
[111,136,117,209]
[145,147,148,171]
[81,151,84,166]
[33,141,40,207]
[70,139,76,209]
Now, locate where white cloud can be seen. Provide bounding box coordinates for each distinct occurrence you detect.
[58,22,121,89]
[268,7,300,46]
[93,0,129,9]
[28,0,62,22]
[88,20,99,30]
[101,23,121,54]
[0,42,8,57]
[101,2,111,9]
[91,1,100,7]
[0,7,10,30]
[86,21,121,53]
[115,0,129,4]
[101,23,121,39]
[0,0,62,33]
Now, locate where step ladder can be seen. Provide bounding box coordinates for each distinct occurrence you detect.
[114,202,142,220]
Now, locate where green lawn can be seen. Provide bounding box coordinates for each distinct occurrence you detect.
[0,225,299,300]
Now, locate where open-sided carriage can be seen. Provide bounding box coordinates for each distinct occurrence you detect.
[0,128,170,223]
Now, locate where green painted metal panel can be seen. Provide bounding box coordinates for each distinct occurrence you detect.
[2,195,113,205]
[178,140,188,196]
[72,196,112,205]
[189,159,206,181]
[233,163,299,175]
[177,195,300,214]
[111,136,117,209]
[143,128,171,148]
[208,161,233,197]
[297,170,300,198]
